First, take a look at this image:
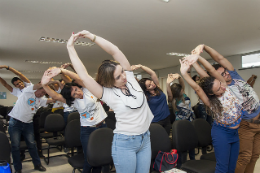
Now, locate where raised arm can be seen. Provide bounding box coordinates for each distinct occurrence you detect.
[0,77,13,92]
[76,30,131,71]
[178,75,185,91]
[66,33,103,99]
[60,69,85,87]
[179,60,210,107]
[2,65,31,83]
[132,64,159,86]
[41,71,66,103]
[192,44,234,71]
[191,62,209,78]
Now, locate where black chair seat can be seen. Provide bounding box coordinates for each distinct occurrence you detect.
[39,128,45,133]
[41,132,54,139]
[46,137,65,145]
[200,152,216,162]
[181,160,216,173]
[68,153,85,169]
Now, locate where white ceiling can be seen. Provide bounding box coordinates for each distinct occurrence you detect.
[1,0,260,80]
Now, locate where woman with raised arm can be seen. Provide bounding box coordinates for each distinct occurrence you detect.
[61,31,154,173]
[180,54,243,173]
[132,64,171,135]
[41,68,107,173]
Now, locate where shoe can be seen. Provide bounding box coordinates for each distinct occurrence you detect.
[15,170,22,173]
[34,165,46,172]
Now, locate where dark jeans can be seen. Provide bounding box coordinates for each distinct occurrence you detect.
[80,123,106,173]
[152,116,171,135]
[8,117,41,171]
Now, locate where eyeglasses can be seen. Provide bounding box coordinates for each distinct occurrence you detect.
[221,68,228,77]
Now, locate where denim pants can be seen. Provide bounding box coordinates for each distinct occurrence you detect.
[112,130,151,173]
[80,123,106,173]
[8,117,41,171]
[212,124,240,173]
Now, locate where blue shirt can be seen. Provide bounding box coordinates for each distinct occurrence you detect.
[228,69,260,120]
[147,91,170,123]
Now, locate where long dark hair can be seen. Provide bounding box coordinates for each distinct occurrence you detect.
[170,83,185,110]
[198,76,223,119]
[60,82,82,106]
[138,78,162,100]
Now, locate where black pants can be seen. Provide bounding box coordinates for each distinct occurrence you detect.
[152,116,171,135]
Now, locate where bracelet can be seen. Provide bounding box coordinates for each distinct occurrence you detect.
[6,66,9,70]
[91,35,96,42]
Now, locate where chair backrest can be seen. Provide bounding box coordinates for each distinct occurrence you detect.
[0,132,11,164]
[172,120,198,152]
[40,110,52,128]
[44,113,65,132]
[105,111,116,130]
[192,119,212,147]
[87,128,113,167]
[54,109,64,115]
[67,112,80,124]
[149,123,171,160]
[65,119,81,148]
[0,120,5,134]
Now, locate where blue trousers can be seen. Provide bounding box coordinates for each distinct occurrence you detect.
[80,123,106,173]
[8,117,41,171]
[112,130,151,173]
[211,124,240,173]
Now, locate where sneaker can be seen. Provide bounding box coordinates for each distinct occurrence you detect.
[34,164,46,172]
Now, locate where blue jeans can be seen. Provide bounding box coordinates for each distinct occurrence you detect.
[112,130,151,173]
[80,123,107,173]
[8,117,41,171]
[212,124,240,173]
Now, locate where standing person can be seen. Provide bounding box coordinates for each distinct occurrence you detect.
[167,73,195,167]
[192,44,260,173]
[132,64,171,135]
[59,30,154,173]
[41,67,107,173]
[8,83,53,173]
[181,54,243,173]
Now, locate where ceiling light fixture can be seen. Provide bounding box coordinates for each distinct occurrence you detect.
[39,37,95,47]
[166,52,190,57]
[160,0,171,3]
[25,60,63,65]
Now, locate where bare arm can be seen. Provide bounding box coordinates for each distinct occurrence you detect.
[60,69,85,87]
[43,85,66,103]
[192,62,209,78]
[178,76,185,91]
[76,30,131,71]
[166,74,174,102]
[66,33,103,99]
[180,60,210,107]
[7,66,31,83]
[132,64,159,86]
[33,83,43,90]
[203,45,234,71]
[0,77,13,92]
[46,98,55,104]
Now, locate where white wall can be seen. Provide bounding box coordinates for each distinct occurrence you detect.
[0,79,41,106]
[140,54,260,106]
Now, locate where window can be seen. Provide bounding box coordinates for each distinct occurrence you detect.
[242,52,260,68]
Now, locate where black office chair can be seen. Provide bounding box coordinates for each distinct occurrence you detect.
[192,119,216,161]
[149,123,171,173]
[0,132,11,164]
[172,120,216,173]
[87,128,113,173]
[67,112,80,124]
[44,113,66,165]
[65,119,84,173]
[105,111,116,130]
[54,109,64,116]
[40,110,54,138]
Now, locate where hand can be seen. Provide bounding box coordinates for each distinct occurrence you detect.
[75,30,92,39]
[67,32,80,48]
[172,73,180,80]
[167,74,174,84]
[61,63,72,69]
[131,64,142,71]
[0,65,7,69]
[182,54,199,65]
[191,44,205,55]
[45,67,62,78]
[41,71,53,85]
[179,59,192,75]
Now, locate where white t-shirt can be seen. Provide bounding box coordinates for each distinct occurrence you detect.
[73,88,107,126]
[11,82,32,97]
[9,85,48,123]
[63,103,76,112]
[52,87,63,108]
[101,71,154,135]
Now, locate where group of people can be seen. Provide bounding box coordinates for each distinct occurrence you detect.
[1,30,260,173]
